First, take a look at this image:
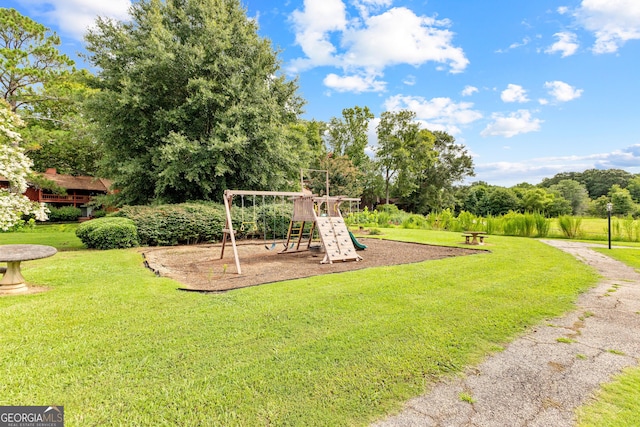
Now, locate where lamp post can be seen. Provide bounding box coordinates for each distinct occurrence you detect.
[606,202,613,250]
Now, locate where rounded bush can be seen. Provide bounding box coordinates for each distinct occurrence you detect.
[76,217,139,250]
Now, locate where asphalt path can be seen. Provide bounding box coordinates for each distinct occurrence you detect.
[374,240,640,426]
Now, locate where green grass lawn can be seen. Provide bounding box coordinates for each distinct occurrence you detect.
[0,223,83,251]
[0,228,598,426]
[547,216,640,243]
[575,246,640,427]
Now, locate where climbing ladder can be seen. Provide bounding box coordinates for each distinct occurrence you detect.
[280,220,316,253]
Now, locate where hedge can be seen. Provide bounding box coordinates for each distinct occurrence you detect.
[47,205,82,222]
[112,202,233,246]
[76,217,139,250]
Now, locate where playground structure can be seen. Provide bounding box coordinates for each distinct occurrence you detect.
[220,185,364,275]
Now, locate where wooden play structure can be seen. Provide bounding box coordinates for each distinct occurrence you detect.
[220,174,364,274]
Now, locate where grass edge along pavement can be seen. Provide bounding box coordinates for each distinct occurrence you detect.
[0,229,598,426]
[574,246,640,427]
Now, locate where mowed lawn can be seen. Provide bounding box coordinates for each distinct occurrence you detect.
[0,227,598,426]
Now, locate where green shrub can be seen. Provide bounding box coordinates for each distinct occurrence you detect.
[113,202,232,246]
[92,210,107,218]
[401,214,428,229]
[47,205,82,222]
[378,204,409,226]
[76,217,139,249]
[259,202,293,241]
[346,207,381,228]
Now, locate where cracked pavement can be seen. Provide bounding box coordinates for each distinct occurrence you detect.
[373,240,640,426]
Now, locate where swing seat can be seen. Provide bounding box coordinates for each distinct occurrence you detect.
[265,242,278,251]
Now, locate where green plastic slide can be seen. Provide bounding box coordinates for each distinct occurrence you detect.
[349,231,367,251]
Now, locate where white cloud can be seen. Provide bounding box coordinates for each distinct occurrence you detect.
[594,144,640,168]
[538,98,549,105]
[353,0,393,18]
[558,6,570,15]
[473,145,640,186]
[403,75,417,86]
[290,0,348,69]
[496,37,531,53]
[341,8,468,72]
[289,2,468,92]
[16,0,131,39]
[575,0,640,53]
[545,32,579,57]
[501,84,529,103]
[384,94,482,135]
[544,81,583,102]
[323,73,386,93]
[481,110,542,138]
[461,85,478,96]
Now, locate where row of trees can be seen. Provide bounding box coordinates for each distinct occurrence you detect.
[456,173,638,218]
[1,2,638,222]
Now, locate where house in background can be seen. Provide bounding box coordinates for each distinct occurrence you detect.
[24,168,113,218]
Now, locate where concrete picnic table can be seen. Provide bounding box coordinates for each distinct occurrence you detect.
[0,244,57,294]
[462,231,488,245]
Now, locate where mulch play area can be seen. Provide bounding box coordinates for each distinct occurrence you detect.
[142,237,481,292]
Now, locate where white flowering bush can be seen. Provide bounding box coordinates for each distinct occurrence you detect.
[0,101,48,231]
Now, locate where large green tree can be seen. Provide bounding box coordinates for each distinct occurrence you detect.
[608,185,634,216]
[375,110,426,205]
[549,179,590,215]
[84,0,304,204]
[326,106,373,169]
[401,130,474,213]
[22,69,103,175]
[627,175,640,203]
[0,8,74,112]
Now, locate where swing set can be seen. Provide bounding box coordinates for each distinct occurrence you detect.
[220,171,364,274]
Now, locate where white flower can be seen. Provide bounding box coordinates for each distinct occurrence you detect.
[0,101,48,229]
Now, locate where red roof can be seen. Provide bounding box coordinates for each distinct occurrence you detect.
[40,169,112,192]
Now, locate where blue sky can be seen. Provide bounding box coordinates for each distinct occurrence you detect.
[5,0,640,186]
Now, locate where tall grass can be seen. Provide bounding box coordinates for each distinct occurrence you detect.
[533,212,550,237]
[622,215,635,242]
[558,215,583,239]
[485,215,501,235]
[455,211,483,232]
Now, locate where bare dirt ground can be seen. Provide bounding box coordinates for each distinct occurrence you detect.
[142,237,481,292]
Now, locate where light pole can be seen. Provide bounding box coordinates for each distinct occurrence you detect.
[606,202,613,249]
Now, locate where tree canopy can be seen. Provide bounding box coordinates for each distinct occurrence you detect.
[326,106,373,169]
[84,0,304,204]
[0,8,74,112]
[400,130,474,214]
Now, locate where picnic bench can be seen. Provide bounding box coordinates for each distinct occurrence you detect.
[462,231,488,245]
[0,244,57,294]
